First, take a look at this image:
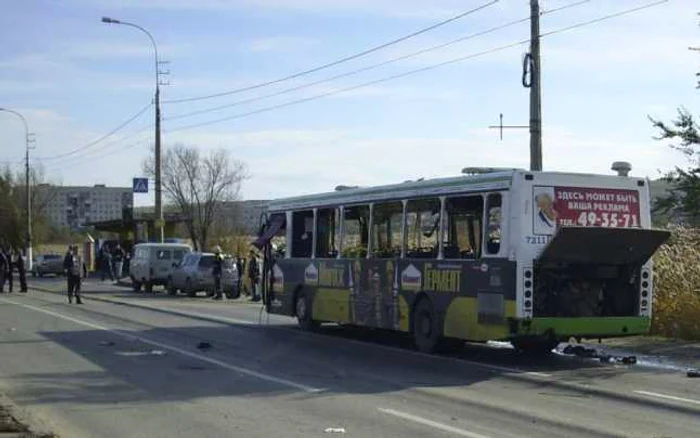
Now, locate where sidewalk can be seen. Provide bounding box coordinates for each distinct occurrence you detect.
[0,394,56,438]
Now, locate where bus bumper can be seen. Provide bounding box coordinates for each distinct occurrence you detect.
[509,316,650,340]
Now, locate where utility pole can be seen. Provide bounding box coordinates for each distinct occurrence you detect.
[529,0,543,171]
[102,17,166,242]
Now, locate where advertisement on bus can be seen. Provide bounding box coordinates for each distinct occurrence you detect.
[532,186,642,235]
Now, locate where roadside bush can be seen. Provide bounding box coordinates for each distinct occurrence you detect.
[651,227,700,339]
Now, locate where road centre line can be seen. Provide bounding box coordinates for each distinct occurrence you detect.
[633,390,700,407]
[0,298,323,394]
[378,407,492,438]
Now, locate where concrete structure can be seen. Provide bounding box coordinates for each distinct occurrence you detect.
[37,184,133,230]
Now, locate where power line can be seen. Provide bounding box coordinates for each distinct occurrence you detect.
[164,0,667,134]
[37,102,153,161]
[42,135,152,173]
[162,1,499,104]
[165,0,590,122]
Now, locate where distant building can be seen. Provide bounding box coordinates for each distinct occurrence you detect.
[37,184,133,230]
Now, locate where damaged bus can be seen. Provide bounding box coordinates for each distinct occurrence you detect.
[253,167,670,353]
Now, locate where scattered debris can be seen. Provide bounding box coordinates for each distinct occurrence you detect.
[687,369,700,378]
[324,427,346,433]
[562,345,575,355]
[599,355,612,363]
[196,342,212,351]
[150,349,166,356]
[99,341,115,347]
[621,356,637,365]
[7,328,16,332]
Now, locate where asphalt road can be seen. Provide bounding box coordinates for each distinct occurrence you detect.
[0,277,699,438]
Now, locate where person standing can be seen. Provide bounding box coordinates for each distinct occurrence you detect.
[248,251,261,302]
[100,244,114,282]
[5,249,14,293]
[63,245,84,304]
[236,256,244,297]
[112,244,125,281]
[0,248,8,293]
[15,250,27,293]
[211,246,224,300]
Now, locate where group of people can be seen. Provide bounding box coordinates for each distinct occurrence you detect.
[97,243,127,282]
[210,247,261,302]
[0,248,28,293]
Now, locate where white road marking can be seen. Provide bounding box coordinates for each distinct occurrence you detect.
[378,408,492,438]
[30,287,552,379]
[634,390,700,406]
[0,298,323,394]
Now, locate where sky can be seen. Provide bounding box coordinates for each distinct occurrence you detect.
[0,0,698,206]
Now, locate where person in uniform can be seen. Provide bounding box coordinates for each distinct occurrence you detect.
[63,245,85,304]
[212,246,224,300]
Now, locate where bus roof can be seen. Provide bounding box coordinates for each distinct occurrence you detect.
[268,170,518,212]
[267,168,650,212]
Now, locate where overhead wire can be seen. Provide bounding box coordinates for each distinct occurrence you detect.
[162,0,499,104]
[165,0,667,134]
[37,101,153,161]
[164,0,590,122]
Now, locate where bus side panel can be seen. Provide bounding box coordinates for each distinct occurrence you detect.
[271,257,517,342]
[269,258,310,317]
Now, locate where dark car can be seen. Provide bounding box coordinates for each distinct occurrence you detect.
[32,254,65,277]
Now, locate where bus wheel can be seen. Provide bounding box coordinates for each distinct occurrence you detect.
[413,298,441,353]
[144,282,153,294]
[132,280,142,292]
[295,291,319,331]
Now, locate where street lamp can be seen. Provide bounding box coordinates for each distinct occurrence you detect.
[0,107,33,270]
[101,16,164,242]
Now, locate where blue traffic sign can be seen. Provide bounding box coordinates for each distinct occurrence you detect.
[133,177,148,194]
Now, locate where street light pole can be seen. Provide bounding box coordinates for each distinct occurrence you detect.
[0,108,33,270]
[102,17,164,242]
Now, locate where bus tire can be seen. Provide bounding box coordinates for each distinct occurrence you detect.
[295,290,319,331]
[412,297,441,354]
[132,280,142,292]
[144,281,153,294]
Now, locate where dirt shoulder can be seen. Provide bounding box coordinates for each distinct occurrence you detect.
[0,394,57,438]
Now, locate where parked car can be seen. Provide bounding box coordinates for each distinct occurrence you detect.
[129,243,192,293]
[168,252,239,298]
[32,254,65,277]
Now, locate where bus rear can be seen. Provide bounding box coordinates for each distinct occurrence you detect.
[509,170,670,347]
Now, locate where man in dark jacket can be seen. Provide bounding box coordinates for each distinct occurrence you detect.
[0,248,8,293]
[248,251,260,302]
[15,250,27,293]
[212,246,224,300]
[4,249,14,293]
[63,245,84,304]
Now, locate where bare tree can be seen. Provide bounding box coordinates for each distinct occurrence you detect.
[143,144,248,250]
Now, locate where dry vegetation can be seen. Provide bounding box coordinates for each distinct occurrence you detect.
[651,227,700,340]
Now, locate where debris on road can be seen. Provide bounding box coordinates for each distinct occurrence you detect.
[196,342,212,351]
[99,341,115,346]
[621,356,637,365]
[150,349,166,356]
[323,427,346,433]
[687,369,700,378]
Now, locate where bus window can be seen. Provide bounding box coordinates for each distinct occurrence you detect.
[291,210,314,258]
[342,205,370,258]
[444,195,483,259]
[405,198,440,259]
[316,207,340,258]
[371,201,403,258]
[485,193,502,255]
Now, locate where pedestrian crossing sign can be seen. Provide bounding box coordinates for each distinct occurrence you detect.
[133,177,148,194]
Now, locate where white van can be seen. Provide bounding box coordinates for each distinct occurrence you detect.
[129,243,192,292]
